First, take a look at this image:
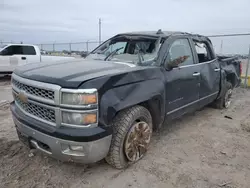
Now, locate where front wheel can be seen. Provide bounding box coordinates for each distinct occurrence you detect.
[105,105,152,169]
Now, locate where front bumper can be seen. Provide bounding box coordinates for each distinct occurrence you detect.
[11,103,112,164]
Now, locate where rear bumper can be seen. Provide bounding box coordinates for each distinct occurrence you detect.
[11,102,112,164]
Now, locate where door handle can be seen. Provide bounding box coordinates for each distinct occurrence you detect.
[214,68,220,72]
[193,72,200,76]
[21,57,26,60]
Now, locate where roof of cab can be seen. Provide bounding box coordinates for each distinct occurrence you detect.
[6,44,38,47]
[115,30,210,42]
[116,30,191,38]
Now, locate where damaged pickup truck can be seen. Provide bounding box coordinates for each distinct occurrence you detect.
[11,30,241,169]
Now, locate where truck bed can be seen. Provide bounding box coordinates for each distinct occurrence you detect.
[217,55,241,88]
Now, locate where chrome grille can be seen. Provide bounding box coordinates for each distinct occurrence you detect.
[12,78,55,100]
[14,92,56,124]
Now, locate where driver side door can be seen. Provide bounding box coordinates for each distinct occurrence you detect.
[0,45,26,72]
[163,37,201,119]
[0,46,14,72]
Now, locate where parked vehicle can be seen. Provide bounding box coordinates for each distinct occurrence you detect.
[10,30,241,169]
[80,51,89,58]
[0,44,75,75]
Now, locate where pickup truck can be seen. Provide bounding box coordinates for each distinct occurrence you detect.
[0,44,75,75]
[10,30,241,169]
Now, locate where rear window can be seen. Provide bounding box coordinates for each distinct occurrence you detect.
[193,41,214,63]
[22,46,36,55]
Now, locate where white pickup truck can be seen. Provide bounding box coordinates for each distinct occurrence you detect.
[0,44,75,75]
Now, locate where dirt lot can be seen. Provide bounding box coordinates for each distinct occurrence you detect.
[1,77,250,188]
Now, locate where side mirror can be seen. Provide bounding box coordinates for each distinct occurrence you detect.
[81,52,89,58]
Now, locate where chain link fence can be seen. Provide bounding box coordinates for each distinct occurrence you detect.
[1,33,250,87]
[38,41,100,53]
[0,40,101,56]
[208,34,250,87]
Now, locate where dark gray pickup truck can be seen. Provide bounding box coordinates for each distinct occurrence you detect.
[10,30,241,169]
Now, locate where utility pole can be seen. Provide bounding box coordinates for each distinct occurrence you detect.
[244,45,250,88]
[99,18,102,44]
[86,40,89,52]
[220,40,223,54]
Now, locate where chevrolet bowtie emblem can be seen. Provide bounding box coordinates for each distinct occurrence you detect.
[18,91,28,104]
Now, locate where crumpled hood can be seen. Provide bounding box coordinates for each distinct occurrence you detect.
[14,59,137,88]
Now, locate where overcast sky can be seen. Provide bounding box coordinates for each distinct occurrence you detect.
[1,0,250,53]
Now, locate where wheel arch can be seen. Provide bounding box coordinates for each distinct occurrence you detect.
[226,73,237,88]
[137,95,165,130]
[99,80,166,130]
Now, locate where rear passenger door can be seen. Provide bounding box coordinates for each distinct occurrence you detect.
[163,37,201,119]
[191,40,220,107]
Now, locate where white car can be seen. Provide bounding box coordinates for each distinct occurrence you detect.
[0,44,75,75]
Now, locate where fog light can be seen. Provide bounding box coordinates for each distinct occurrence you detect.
[69,145,84,151]
[61,144,86,157]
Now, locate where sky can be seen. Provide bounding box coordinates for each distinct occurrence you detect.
[1,0,250,54]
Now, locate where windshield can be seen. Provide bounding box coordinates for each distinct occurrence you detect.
[0,44,7,51]
[86,36,162,65]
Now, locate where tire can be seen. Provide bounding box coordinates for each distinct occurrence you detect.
[214,82,233,109]
[105,105,153,169]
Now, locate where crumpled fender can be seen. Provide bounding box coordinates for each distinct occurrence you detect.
[218,59,241,99]
[99,79,165,127]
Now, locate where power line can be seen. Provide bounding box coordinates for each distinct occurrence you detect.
[3,33,250,45]
[207,33,250,37]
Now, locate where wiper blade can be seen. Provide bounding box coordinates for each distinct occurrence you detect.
[104,47,124,61]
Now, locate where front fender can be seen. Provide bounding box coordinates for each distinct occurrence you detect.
[99,79,165,126]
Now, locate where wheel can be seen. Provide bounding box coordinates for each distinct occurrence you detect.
[214,82,233,109]
[105,105,153,169]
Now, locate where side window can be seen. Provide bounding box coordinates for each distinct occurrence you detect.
[22,46,36,55]
[0,45,23,55]
[167,39,194,66]
[193,41,214,63]
[0,46,14,55]
[12,46,23,55]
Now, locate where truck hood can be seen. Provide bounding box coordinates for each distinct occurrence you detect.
[14,59,138,88]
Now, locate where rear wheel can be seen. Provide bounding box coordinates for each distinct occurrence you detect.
[105,105,152,169]
[214,82,233,109]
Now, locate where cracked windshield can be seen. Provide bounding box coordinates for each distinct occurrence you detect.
[86,36,162,64]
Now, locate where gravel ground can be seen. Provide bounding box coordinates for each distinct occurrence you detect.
[1,77,250,188]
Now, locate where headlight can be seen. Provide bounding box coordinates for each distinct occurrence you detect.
[62,111,97,126]
[61,89,97,105]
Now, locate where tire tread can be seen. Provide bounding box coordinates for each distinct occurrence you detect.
[105,105,152,169]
